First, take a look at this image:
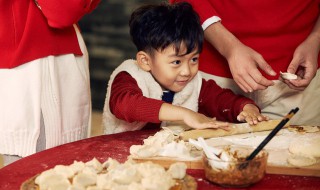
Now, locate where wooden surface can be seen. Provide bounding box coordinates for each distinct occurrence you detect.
[267,164,320,177]
[133,157,320,177]
[133,127,320,177]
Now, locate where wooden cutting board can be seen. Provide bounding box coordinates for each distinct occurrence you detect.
[132,127,320,177]
[133,156,320,177]
[267,163,320,177]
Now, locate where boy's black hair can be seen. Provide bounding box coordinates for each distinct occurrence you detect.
[129,2,203,56]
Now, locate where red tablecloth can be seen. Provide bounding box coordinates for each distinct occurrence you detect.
[0,129,319,189]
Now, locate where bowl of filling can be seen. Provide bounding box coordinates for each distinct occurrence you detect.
[202,145,268,188]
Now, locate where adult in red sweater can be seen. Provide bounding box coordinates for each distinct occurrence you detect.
[171,0,320,125]
[102,2,268,134]
[0,0,100,166]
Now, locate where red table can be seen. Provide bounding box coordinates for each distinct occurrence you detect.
[0,129,319,189]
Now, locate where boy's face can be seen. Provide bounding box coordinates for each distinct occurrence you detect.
[147,44,199,92]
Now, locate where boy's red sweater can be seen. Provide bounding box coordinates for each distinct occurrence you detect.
[109,72,256,129]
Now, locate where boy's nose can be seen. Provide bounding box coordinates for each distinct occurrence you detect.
[180,64,191,76]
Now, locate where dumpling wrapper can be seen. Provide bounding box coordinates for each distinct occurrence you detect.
[73,172,97,188]
[53,165,75,178]
[35,171,70,189]
[287,154,317,167]
[280,72,298,80]
[167,162,187,179]
[289,134,320,157]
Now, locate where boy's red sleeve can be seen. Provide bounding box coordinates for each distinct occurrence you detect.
[198,79,257,122]
[170,0,219,24]
[109,72,164,123]
[36,0,101,28]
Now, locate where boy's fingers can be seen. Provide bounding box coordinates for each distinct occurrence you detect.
[245,116,254,125]
[237,114,245,121]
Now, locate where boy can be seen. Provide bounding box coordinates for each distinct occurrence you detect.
[102,2,268,134]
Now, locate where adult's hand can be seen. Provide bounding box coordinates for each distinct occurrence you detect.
[204,22,276,93]
[285,16,320,91]
[226,41,276,92]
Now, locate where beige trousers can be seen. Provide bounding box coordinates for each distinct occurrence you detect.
[200,70,320,126]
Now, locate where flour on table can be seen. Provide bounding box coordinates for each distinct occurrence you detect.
[206,129,320,166]
[207,129,295,150]
[288,125,320,133]
[286,133,320,167]
[289,133,320,157]
[287,154,317,167]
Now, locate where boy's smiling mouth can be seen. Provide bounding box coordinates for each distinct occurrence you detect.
[176,79,189,86]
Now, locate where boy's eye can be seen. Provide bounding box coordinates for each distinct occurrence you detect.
[191,57,199,63]
[172,60,181,65]
[190,57,199,64]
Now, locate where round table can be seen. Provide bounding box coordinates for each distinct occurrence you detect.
[0,129,319,189]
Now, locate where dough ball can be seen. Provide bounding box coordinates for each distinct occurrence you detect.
[287,154,317,167]
[289,135,320,157]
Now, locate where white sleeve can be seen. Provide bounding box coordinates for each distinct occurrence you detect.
[202,16,221,30]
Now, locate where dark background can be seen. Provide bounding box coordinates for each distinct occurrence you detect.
[79,0,161,111]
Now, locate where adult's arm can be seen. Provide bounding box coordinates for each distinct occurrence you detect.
[286,14,320,90]
[36,0,101,28]
[171,0,276,92]
[204,22,276,92]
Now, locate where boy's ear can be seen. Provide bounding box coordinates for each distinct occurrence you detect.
[136,51,151,71]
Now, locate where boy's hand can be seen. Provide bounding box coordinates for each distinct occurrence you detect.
[183,112,229,130]
[159,103,229,130]
[237,104,269,125]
